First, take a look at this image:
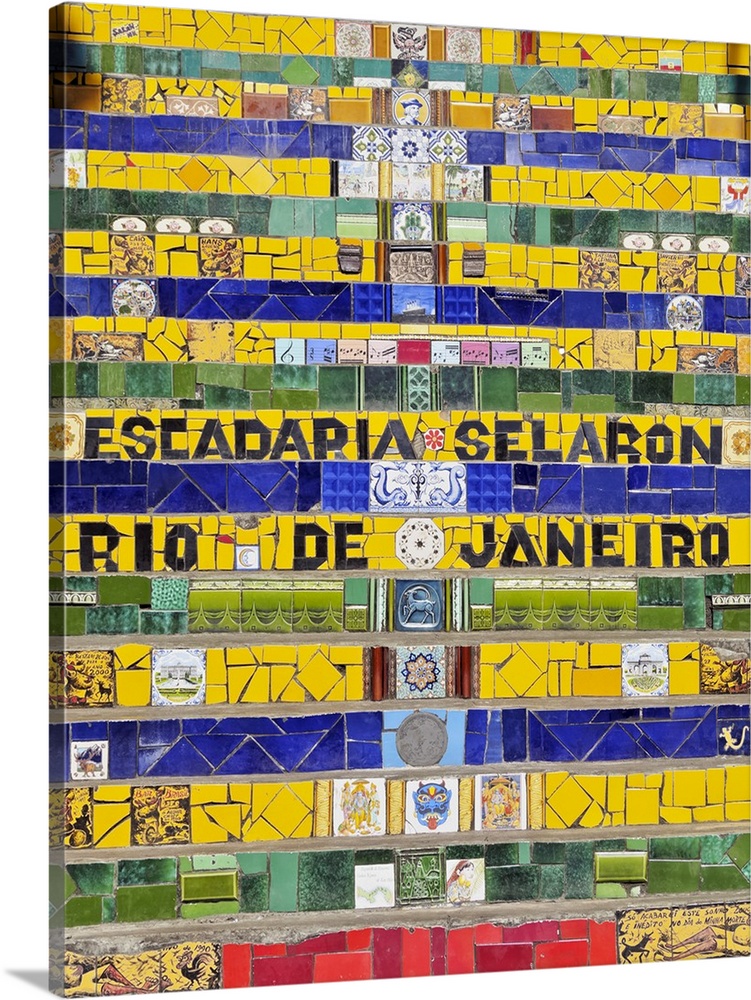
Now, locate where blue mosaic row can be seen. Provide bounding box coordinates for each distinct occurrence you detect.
[50,111,751,175]
[49,461,751,516]
[51,703,750,781]
[48,278,751,331]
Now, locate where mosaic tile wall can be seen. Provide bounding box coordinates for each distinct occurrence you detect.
[49,4,750,994]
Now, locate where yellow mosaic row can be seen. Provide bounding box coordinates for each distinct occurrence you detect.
[53,409,731,465]
[74,151,733,212]
[61,231,741,296]
[49,5,751,73]
[53,640,734,709]
[51,317,751,374]
[50,515,750,573]
[55,764,751,850]
[49,73,749,138]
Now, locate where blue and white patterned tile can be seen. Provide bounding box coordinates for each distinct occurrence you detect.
[429,130,468,164]
[352,126,392,161]
[395,646,447,699]
[369,461,467,513]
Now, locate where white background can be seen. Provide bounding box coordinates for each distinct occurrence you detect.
[0,0,748,996]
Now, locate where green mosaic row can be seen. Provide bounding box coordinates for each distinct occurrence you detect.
[51,832,751,928]
[49,573,751,637]
[49,41,751,102]
[51,189,751,251]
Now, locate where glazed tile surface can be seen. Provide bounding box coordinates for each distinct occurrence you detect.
[50,5,750,996]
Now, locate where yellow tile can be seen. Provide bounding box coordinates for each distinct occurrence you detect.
[725,765,750,802]
[625,787,660,825]
[114,670,151,707]
[673,769,707,808]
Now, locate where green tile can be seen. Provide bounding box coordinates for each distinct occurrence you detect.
[196,362,245,388]
[181,872,238,902]
[192,854,238,870]
[319,366,358,408]
[519,368,560,392]
[140,610,189,634]
[203,385,251,408]
[49,606,86,637]
[298,851,354,911]
[241,53,281,72]
[98,576,151,606]
[564,842,594,899]
[116,885,177,922]
[539,865,565,899]
[572,395,616,413]
[118,858,177,886]
[142,47,181,75]
[649,837,701,860]
[695,373,735,405]
[632,372,673,403]
[363,367,398,408]
[269,854,298,913]
[237,854,268,875]
[99,363,126,398]
[736,377,750,407]
[484,843,519,866]
[647,860,701,894]
[281,55,319,85]
[64,896,103,927]
[699,865,749,891]
[517,392,561,410]
[151,578,189,610]
[531,842,566,864]
[173,364,197,398]
[268,198,297,235]
[595,883,628,898]
[67,864,115,896]
[679,74,699,102]
[85,605,140,634]
[440,367,476,408]
[76,362,98,397]
[124,363,173,397]
[727,834,751,870]
[182,901,240,917]
[683,578,706,629]
[480,367,517,409]
[445,844,484,860]
[102,896,116,922]
[637,577,683,606]
[344,578,368,604]
[240,873,269,912]
[244,366,272,390]
[595,852,647,883]
[271,389,319,408]
[273,364,317,389]
[672,373,694,403]
[645,72,681,101]
[637,606,683,630]
[485,865,539,901]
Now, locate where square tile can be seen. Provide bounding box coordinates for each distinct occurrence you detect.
[405,777,459,834]
[355,863,395,908]
[332,778,386,836]
[395,646,447,698]
[474,774,527,831]
[396,849,445,903]
[151,649,206,707]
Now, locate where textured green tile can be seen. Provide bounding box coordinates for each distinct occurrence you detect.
[595,883,628,898]
[140,610,189,634]
[142,47,181,75]
[241,53,281,72]
[485,865,539,901]
[298,851,354,912]
[319,367,358,408]
[695,373,735,405]
[637,577,683,606]
[243,366,272,390]
[728,834,751,870]
[683,578,706,629]
[444,844,484,861]
[116,885,177,922]
[85,605,140,634]
[649,837,701,860]
[98,576,150,606]
[273,364,317,389]
[196,362,245,388]
[76,362,98,397]
[632,372,673,403]
[239,873,269,912]
[539,865,565,899]
[637,606,683,630]
[564,842,594,899]
[118,859,177,886]
[181,872,238,902]
[203,385,251,408]
[480,367,517,409]
[647,860,701,894]
[354,849,394,865]
[124,363,173,397]
[519,368,560,392]
[64,896,103,927]
[440,367,476,408]
[485,843,519,867]
[678,74,699,102]
[645,72,681,101]
[531,842,566,864]
[699,865,749,891]
[67,864,115,896]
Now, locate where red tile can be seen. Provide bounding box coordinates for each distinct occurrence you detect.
[222,944,250,989]
[431,927,447,976]
[447,928,475,975]
[373,928,402,980]
[252,943,287,957]
[403,927,431,978]
[476,943,533,973]
[589,920,617,966]
[242,93,288,119]
[535,939,589,970]
[503,920,560,944]
[347,929,372,951]
[530,106,574,131]
[560,919,589,940]
[289,932,348,956]
[474,923,504,945]
[314,952,372,983]
[397,340,431,364]
[252,955,314,987]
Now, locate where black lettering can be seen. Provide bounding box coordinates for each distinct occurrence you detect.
[313,418,349,460]
[121,416,157,460]
[356,417,369,460]
[500,525,542,566]
[565,421,605,463]
[531,418,563,462]
[269,419,311,460]
[371,419,416,460]
[635,523,652,567]
[606,418,641,464]
[193,418,233,460]
[680,424,722,465]
[334,522,367,569]
[79,524,121,572]
[134,523,153,571]
[454,420,490,461]
[160,417,189,460]
[591,523,624,567]
[164,524,198,571]
[84,416,116,458]
[235,418,271,460]
[494,420,526,461]
[293,523,329,570]
[700,523,728,567]
[645,424,674,464]
[458,522,496,567]
[546,522,585,567]
[660,524,695,567]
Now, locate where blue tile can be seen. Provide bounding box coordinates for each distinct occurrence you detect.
[466,464,512,513]
[500,709,527,761]
[139,719,182,746]
[716,468,751,514]
[142,740,214,777]
[97,486,148,513]
[466,130,505,164]
[672,489,715,514]
[650,466,693,489]
[628,490,672,515]
[627,466,648,490]
[583,466,626,514]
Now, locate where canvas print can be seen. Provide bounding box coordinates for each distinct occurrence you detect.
[49,3,750,996]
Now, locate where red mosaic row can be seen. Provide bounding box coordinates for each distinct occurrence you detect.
[222,919,618,989]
